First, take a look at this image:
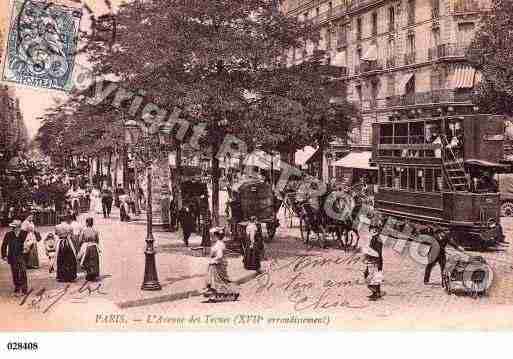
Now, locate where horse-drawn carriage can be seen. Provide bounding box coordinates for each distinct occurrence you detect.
[284,183,368,249]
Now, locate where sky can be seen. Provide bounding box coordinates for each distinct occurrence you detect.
[0,0,119,138]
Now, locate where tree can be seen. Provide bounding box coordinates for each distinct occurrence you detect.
[467,0,513,115]
[82,0,321,224]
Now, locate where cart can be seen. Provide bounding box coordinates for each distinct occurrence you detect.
[442,255,492,297]
[227,179,281,252]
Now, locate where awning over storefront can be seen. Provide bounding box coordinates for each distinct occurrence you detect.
[361,44,377,61]
[295,146,316,166]
[398,73,414,95]
[452,64,476,89]
[334,151,377,170]
[243,150,281,170]
[465,159,510,169]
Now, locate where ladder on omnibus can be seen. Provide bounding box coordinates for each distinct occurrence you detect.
[441,135,470,192]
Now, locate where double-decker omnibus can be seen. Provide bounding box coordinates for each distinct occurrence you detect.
[371,113,507,249]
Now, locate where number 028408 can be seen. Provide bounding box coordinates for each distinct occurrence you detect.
[6,342,39,351]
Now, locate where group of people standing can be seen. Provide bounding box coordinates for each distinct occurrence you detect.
[1,212,102,296]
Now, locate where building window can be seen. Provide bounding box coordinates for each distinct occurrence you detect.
[326,28,332,50]
[405,73,415,95]
[316,7,319,18]
[371,82,379,107]
[431,69,441,91]
[432,0,440,18]
[356,18,362,40]
[432,28,440,48]
[337,24,347,47]
[372,12,378,36]
[388,6,395,31]
[387,38,395,67]
[405,34,415,64]
[387,74,395,97]
[356,84,362,103]
[408,34,415,53]
[355,48,362,72]
[457,22,475,46]
[407,0,416,26]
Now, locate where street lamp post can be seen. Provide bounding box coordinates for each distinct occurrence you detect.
[124,119,173,291]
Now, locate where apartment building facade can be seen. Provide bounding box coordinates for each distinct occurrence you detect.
[282,0,489,184]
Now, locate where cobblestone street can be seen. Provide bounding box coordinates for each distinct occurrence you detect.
[2,209,513,330]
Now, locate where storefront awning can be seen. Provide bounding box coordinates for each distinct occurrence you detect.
[465,159,510,169]
[361,44,377,61]
[398,73,414,95]
[334,151,377,170]
[243,150,281,170]
[452,64,476,89]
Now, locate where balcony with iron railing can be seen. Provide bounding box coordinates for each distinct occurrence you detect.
[311,9,332,24]
[360,60,383,73]
[385,90,473,108]
[428,43,467,60]
[351,90,474,113]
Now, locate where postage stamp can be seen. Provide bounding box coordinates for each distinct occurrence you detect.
[1,0,82,92]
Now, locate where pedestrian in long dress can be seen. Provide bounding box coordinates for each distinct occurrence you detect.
[90,187,103,215]
[1,220,29,296]
[243,216,264,272]
[77,217,101,281]
[178,205,195,247]
[53,216,78,282]
[21,214,41,269]
[203,227,239,301]
[70,213,83,254]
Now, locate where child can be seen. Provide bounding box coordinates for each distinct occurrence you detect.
[363,223,384,301]
[44,233,57,273]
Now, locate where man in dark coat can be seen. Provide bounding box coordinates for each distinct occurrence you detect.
[1,220,29,295]
[422,226,464,284]
[101,186,114,218]
[178,205,195,247]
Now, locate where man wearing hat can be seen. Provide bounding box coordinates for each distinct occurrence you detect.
[422,225,464,285]
[1,220,29,296]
